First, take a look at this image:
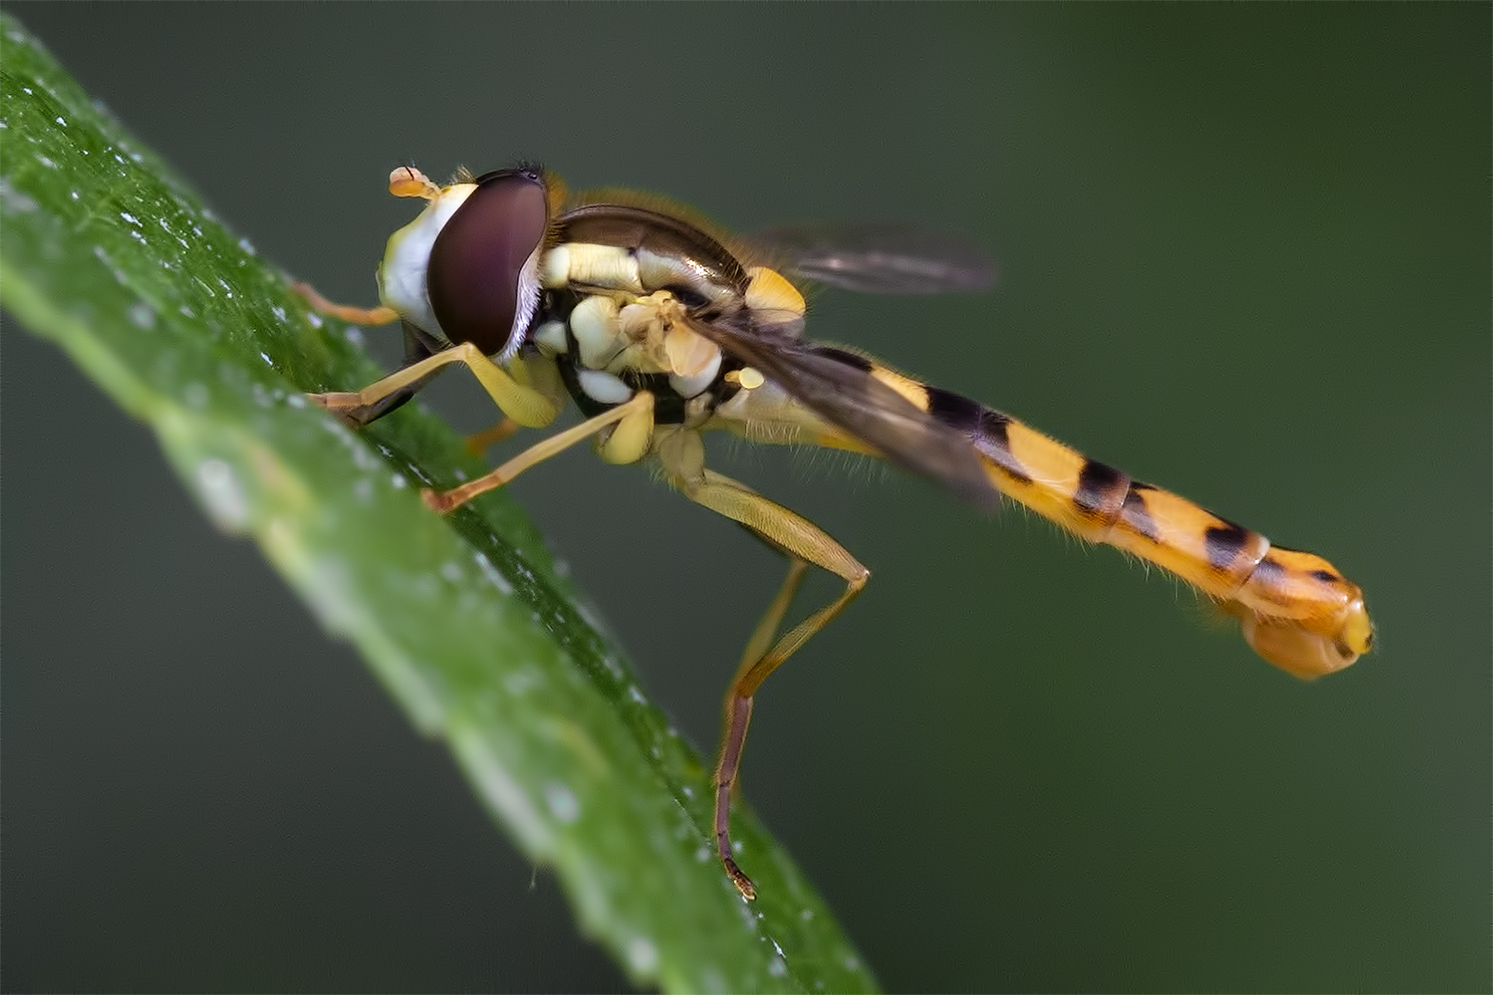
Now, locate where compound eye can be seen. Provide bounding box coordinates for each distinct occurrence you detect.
[427,169,549,356]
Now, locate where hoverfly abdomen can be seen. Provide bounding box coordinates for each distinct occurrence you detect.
[918,383,1372,678]
[1231,546,1372,678]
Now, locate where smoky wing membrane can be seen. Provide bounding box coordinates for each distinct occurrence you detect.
[688,316,999,510]
[744,223,997,295]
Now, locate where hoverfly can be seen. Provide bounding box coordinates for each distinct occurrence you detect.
[297,164,1374,900]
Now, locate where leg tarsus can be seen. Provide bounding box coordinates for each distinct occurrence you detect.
[309,370,439,429]
[717,771,758,900]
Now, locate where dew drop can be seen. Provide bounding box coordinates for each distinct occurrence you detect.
[195,458,249,530]
[183,382,209,409]
[504,669,539,696]
[0,178,38,213]
[475,553,514,595]
[626,937,658,975]
[127,301,155,329]
[543,782,579,824]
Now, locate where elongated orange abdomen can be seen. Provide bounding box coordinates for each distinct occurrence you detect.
[918,384,1373,678]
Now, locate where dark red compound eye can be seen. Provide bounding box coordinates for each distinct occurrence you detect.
[427,168,549,355]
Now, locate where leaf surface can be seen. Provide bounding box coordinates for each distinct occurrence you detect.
[0,18,876,994]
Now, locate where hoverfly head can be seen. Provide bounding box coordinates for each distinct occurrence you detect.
[426,165,551,360]
[377,164,553,361]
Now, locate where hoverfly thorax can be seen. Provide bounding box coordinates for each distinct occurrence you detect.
[377,166,551,361]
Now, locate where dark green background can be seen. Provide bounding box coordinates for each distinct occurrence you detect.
[4,4,1487,992]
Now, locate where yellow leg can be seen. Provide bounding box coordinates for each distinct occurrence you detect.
[292,281,400,326]
[423,393,656,513]
[732,559,810,694]
[310,342,562,430]
[656,434,869,900]
[465,354,571,455]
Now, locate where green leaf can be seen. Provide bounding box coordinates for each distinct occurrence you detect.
[0,17,876,994]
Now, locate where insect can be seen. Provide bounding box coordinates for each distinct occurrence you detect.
[298,163,1374,900]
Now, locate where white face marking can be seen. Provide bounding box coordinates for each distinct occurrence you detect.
[377,183,476,340]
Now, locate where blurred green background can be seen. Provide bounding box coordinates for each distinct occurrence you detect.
[3,4,1487,992]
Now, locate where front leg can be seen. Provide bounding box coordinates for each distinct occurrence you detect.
[310,341,563,432]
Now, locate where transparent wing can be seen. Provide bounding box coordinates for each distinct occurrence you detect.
[742,223,997,294]
[686,316,999,510]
